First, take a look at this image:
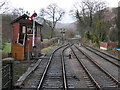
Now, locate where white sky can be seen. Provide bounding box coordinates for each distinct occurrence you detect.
[9,0,120,23]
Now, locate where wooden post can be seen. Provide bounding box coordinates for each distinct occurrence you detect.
[117,4,120,88]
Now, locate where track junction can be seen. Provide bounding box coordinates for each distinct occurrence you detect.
[14,40,120,90]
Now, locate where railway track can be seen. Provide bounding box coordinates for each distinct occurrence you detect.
[18,41,93,89]
[83,44,120,61]
[36,44,69,90]
[77,44,119,80]
[14,40,120,90]
[82,44,120,68]
[71,44,119,89]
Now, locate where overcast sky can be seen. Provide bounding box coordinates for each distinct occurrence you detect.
[9,0,120,23]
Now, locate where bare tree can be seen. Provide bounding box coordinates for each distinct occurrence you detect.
[95,1,106,20]
[39,8,45,17]
[71,0,106,38]
[82,0,106,28]
[0,0,9,14]
[73,0,106,28]
[11,8,26,16]
[44,3,65,38]
[70,1,90,37]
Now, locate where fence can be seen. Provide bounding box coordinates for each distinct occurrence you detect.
[1,58,14,90]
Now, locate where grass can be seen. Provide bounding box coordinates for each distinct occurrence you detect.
[2,43,11,53]
[1,43,11,58]
[43,39,49,42]
[13,63,30,84]
[13,43,58,84]
[41,43,58,53]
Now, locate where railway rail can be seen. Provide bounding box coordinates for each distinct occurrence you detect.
[36,44,69,90]
[70,45,102,90]
[14,41,120,90]
[61,45,70,90]
[83,44,120,61]
[82,44,120,68]
[77,44,119,80]
[70,44,119,89]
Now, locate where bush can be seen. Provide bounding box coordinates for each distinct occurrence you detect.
[84,31,91,39]
[91,33,99,45]
[107,46,113,51]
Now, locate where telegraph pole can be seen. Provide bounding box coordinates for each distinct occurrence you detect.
[118,2,120,46]
[118,2,120,88]
[118,2,120,58]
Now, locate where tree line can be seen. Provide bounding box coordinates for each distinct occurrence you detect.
[0,0,120,47]
[71,0,120,47]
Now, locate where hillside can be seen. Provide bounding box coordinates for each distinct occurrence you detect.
[103,7,117,21]
[56,7,118,30]
[56,22,77,30]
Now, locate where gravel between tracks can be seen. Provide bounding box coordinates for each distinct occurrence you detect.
[77,44,119,80]
[64,48,95,89]
[72,45,118,89]
[14,43,119,90]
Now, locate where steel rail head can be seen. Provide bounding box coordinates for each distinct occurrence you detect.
[61,53,67,90]
[74,45,120,86]
[61,45,71,90]
[70,46,102,90]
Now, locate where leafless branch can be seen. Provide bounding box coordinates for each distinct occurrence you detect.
[44,3,65,38]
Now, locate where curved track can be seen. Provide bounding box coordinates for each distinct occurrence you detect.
[36,44,69,90]
[15,40,120,90]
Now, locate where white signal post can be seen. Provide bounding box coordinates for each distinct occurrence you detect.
[32,17,35,48]
[118,1,120,7]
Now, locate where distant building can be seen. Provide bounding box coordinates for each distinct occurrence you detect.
[100,42,117,50]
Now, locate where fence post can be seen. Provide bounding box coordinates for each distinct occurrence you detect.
[2,58,14,90]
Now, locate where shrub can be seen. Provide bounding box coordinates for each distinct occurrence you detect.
[107,46,113,51]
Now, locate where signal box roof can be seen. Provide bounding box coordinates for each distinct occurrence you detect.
[11,14,43,26]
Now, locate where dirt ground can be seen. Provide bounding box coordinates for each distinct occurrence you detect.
[13,60,37,84]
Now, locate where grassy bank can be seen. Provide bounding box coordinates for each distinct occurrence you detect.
[1,43,11,58]
[3,43,11,53]
[41,43,58,53]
